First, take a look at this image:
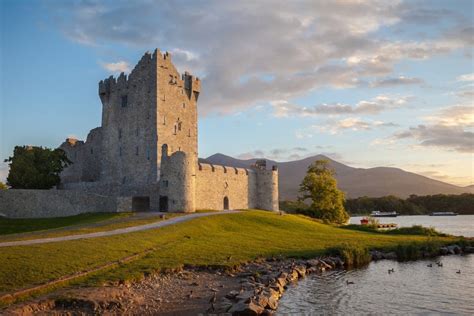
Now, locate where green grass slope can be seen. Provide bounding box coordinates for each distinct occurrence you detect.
[0,211,457,296]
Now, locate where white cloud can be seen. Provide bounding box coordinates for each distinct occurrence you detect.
[100,61,131,73]
[457,73,474,82]
[271,95,410,118]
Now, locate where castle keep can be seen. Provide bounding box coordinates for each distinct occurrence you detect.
[58,49,279,213]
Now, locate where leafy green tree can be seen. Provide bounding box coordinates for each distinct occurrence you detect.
[4,146,71,189]
[0,181,7,190]
[298,159,349,224]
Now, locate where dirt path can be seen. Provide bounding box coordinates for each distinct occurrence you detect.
[0,211,238,248]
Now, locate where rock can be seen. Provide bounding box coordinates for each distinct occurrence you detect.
[214,298,234,313]
[306,259,320,267]
[236,290,255,303]
[371,250,383,261]
[447,245,461,254]
[286,270,299,282]
[270,282,284,294]
[262,309,275,316]
[294,265,306,278]
[464,246,474,253]
[254,295,269,309]
[226,290,240,299]
[439,247,449,255]
[319,260,332,270]
[383,252,397,260]
[229,300,265,316]
[266,295,278,310]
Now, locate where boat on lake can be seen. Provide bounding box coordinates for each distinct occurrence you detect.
[370,211,397,217]
[430,212,458,216]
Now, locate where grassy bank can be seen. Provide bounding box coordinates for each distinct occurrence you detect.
[0,210,460,302]
[0,213,131,235]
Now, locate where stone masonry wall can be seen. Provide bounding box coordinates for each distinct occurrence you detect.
[0,190,130,218]
[195,163,258,210]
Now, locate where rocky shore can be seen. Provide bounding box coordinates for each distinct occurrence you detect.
[5,244,473,315]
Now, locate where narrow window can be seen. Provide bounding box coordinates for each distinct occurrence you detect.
[174,125,177,135]
[188,129,191,137]
[178,121,182,131]
[146,147,150,160]
[119,146,122,157]
[122,176,126,184]
[163,116,166,125]
[121,95,128,107]
[182,103,186,109]
[136,146,139,156]
[118,128,122,139]
[90,148,93,154]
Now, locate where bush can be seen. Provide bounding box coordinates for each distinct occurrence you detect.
[0,182,7,190]
[328,243,371,268]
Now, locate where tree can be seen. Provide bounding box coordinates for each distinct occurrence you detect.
[4,146,71,189]
[298,159,349,224]
[0,181,7,190]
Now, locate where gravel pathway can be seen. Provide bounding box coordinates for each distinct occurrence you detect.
[0,211,238,248]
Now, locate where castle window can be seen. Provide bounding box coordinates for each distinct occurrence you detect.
[90,148,93,154]
[122,177,126,184]
[146,147,150,160]
[174,125,177,135]
[119,146,122,157]
[182,103,186,109]
[178,121,182,131]
[136,146,139,156]
[121,95,128,107]
[163,116,166,125]
[118,129,122,139]
[188,129,191,137]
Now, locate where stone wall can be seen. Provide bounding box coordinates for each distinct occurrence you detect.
[0,190,130,218]
[195,163,258,210]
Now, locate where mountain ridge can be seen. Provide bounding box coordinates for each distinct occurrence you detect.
[202,153,471,199]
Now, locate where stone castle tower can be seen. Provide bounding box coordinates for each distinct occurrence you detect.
[59,49,278,213]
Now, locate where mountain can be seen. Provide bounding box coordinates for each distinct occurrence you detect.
[203,153,471,200]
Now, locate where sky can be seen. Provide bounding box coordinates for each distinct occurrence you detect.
[0,0,473,186]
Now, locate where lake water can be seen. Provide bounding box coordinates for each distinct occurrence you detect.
[350,215,474,237]
[278,215,474,315]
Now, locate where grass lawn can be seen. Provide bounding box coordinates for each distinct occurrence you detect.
[0,213,183,242]
[0,212,132,235]
[0,210,459,299]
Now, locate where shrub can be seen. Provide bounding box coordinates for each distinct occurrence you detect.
[328,243,371,268]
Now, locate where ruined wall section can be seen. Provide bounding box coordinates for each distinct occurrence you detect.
[156,52,200,178]
[59,127,102,184]
[98,51,160,187]
[195,163,258,210]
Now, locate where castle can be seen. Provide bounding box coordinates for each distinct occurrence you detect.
[57,49,279,213]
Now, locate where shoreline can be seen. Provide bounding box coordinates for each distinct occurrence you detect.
[5,243,473,315]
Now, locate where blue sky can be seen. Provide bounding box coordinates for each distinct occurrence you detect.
[0,0,473,186]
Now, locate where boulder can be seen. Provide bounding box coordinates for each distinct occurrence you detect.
[383,252,397,260]
[254,295,269,309]
[229,300,265,316]
[306,259,320,267]
[447,245,461,254]
[439,247,449,255]
[464,246,474,253]
[266,295,278,310]
[286,270,299,282]
[294,265,307,278]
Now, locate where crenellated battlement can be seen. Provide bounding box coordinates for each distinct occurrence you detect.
[198,163,252,175]
[98,49,200,103]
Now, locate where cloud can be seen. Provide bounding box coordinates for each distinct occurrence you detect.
[237,147,312,161]
[370,76,423,87]
[297,118,398,137]
[424,105,474,127]
[394,125,473,153]
[272,95,410,117]
[457,73,474,82]
[47,1,473,115]
[100,61,131,73]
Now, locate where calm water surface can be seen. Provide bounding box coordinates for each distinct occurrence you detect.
[350,215,474,237]
[278,216,474,315]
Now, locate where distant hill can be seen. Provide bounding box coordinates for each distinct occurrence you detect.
[203,153,471,200]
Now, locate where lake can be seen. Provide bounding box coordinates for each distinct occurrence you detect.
[278,215,474,315]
